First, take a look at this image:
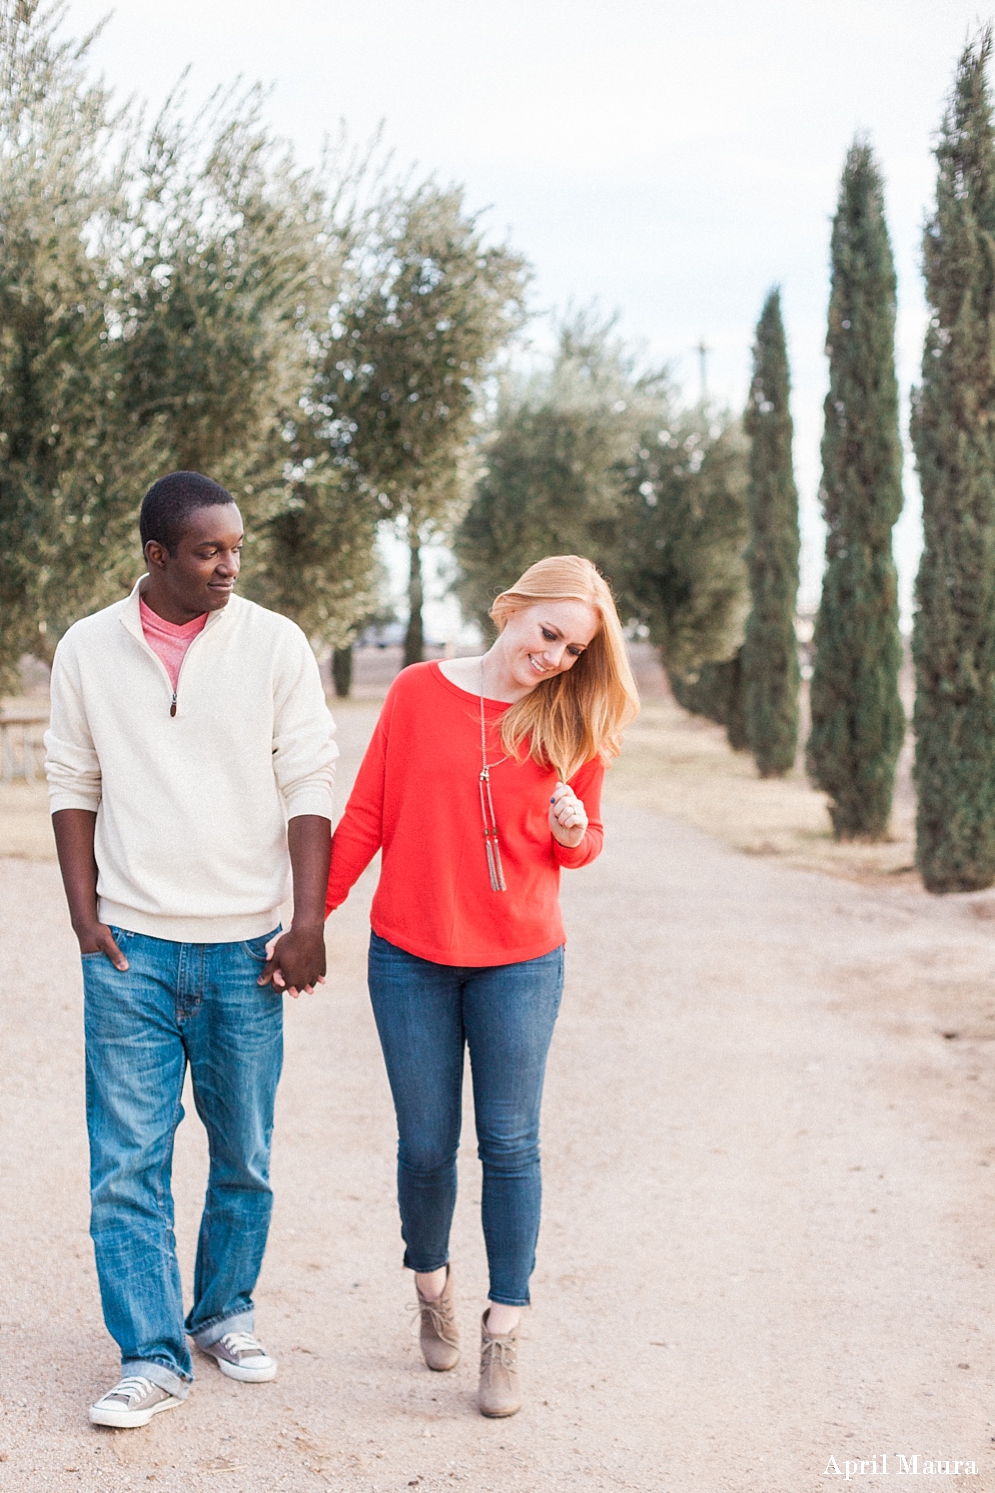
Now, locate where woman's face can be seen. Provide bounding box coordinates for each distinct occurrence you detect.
[498,599,601,693]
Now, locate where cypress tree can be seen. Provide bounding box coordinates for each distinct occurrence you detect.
[912,30,995,893]
[742,290,800,777]
[807,141,905,840]
[669,650,749,751]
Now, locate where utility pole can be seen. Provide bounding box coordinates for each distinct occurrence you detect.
[696,339,709,401]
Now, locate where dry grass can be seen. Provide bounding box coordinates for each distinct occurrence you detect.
[0,643,921,886]
[604,694,918,885]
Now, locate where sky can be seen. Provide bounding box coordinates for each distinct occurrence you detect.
[65,0,987,634]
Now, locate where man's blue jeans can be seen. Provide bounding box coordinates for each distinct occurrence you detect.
[82,926,283,1397]
[367,932,564,1307]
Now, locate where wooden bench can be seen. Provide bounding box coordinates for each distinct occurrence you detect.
[0,712,48,783]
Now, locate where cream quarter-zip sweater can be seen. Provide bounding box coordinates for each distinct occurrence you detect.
[45,578,338,943]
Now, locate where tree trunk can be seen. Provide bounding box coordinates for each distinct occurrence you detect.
[403,530,424,667]
[331,645,353,698]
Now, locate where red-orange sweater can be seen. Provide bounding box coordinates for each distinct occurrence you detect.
[325,661,604,966]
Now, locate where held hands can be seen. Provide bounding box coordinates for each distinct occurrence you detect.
[258,923,327,998]
[549,781,588,849]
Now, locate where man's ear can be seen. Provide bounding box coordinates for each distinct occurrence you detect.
[144,539,168,571]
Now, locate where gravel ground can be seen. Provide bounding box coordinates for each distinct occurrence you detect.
[2,701,995,1491]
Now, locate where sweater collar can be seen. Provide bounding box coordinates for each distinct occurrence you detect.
[120,574,232,644]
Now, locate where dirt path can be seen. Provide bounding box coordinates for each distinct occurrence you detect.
[2,702,995,1491]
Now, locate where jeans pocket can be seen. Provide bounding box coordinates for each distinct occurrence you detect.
[82,927,131,963]
[242,927,281,962]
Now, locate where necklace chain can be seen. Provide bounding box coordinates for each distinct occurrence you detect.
[479,658,507,892]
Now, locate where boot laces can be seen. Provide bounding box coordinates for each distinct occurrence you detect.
[480,1335,517,1380]
[410,1294,458,1345]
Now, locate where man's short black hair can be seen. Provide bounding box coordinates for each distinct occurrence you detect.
[139,472,236,556]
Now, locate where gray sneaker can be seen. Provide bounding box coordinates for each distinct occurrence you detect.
[89,1376,183,1429]
[201,1331,277,1382]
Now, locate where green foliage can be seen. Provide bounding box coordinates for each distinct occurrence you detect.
[455,315,648,628]
[0,3,527,676]
[613,408,749,675]
[742,290,800,778]
[668,650,748,751]
[242,458,382,650]
[314,184,530,664]
[0,1,162,686]
[807,140,905,840]
[454,314,749,675]
[911,30,995,892]
[115,86,392,650]
[117,87,334,495]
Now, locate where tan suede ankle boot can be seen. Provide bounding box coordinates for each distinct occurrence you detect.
[416,1266,460,1371]
[478,1310,521,1417]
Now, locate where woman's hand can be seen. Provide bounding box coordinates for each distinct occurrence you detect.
[549,781,588,848]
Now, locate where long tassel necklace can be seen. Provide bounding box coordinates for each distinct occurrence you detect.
[479,659,508,892]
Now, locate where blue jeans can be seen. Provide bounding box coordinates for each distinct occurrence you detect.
[82,926,283,1397]
[367,933,564,1307]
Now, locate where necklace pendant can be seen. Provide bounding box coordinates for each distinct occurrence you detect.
[485,837,507,893]
[479,658,506,892]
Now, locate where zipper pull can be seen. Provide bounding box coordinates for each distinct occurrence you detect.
[170,693,177,718]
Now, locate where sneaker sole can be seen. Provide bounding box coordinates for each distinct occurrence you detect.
[89,1395,182,1429]
[214,1358,277,1383]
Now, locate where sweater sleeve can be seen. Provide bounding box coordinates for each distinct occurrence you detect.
[272,626,338,820]
[552,757,605,869]
[44,633,103,814]
[325,689,392,915]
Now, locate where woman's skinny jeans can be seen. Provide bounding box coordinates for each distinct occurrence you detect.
[367,932,564,1307]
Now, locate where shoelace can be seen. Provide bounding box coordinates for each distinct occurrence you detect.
[219,1331,266,1358]
[480,1335,517,1381]
[408,1296,458,1345]
[103,1375,155,1405]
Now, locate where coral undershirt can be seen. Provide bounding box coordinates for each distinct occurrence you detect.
[139,596,208,690]
[325,661,605,967]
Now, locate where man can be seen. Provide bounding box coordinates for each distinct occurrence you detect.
[45,471,337,1428]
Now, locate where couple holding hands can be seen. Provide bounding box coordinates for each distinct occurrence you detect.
[44,471,638,1428]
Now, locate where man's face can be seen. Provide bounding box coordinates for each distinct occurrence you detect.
[145,504,244,618]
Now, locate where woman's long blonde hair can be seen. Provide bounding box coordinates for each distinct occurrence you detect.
[491,555,640,782]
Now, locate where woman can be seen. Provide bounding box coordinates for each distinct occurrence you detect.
[324,555,638,1417]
